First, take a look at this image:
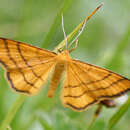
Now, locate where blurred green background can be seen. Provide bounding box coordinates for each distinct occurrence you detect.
[0,0,130,130]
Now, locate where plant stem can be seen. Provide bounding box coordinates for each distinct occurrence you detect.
[42,0,73,48]
[0,95,26,130]
[108,97,130,130]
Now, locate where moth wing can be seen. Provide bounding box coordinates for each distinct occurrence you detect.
[61,59,130,111]
[0,38,57,95]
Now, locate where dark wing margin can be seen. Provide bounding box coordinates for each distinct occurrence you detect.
[0,37,57,95]
[61,59,130,111]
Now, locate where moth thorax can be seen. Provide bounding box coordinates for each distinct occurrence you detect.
[57,50,71,64]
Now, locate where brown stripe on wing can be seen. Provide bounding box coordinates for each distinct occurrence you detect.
[0,38,57,95]
[17,42,44,81]
[64,78,126,98]
[65,88,130,110]
[62,59,130,111]
[65,100,98,110]
[64,74,113,88]
[3,39,37,93]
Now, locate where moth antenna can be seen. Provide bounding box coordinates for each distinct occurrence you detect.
[69,39,79,53]
[85,2,104,22]
[62,14,68,50]
[68,20,86,49]
[68,2,103,50]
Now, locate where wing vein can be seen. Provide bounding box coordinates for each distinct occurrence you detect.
[17,42,44,81]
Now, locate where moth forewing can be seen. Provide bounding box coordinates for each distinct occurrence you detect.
[0,38,57,95]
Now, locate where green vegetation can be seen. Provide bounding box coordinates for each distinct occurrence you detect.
[0,0,130,130]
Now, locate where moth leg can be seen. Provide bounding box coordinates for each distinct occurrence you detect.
[88,100,116,128]
[68,20,86,51]
[69,39,78,53]
[88,104,103,128]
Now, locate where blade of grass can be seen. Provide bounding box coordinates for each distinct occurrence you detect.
[107,26,130,130]
[105,25,130,72]
[15,0,34,40]
[42,0,73,48]
[107,97,130,130]
[0,95,26,130]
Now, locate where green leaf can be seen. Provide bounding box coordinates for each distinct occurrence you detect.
[42,0,74,48]
[107,97,130,130]
[0,95,26,130]
[105,26,130,72]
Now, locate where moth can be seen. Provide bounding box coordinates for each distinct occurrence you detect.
[0,3,130,111]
